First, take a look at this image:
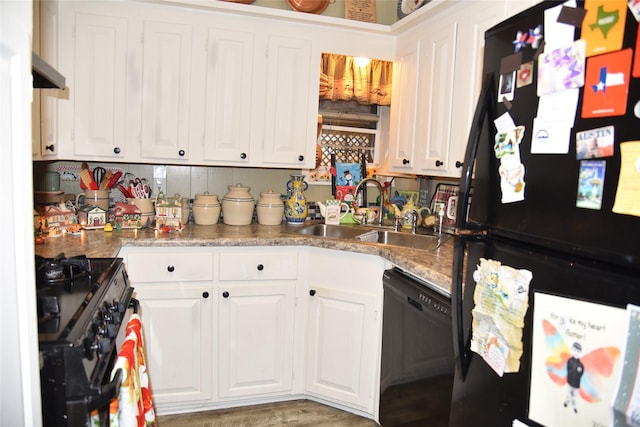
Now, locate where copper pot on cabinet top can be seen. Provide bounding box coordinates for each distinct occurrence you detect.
[287,0,329,14]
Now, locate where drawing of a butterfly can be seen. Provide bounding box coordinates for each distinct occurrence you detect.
[542,319,621,403]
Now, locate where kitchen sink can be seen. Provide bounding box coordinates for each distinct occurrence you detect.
[293,224,373,239]
[293,224,449,250]
[374,230,448,250]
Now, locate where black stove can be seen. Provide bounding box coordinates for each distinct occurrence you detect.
[36,254,134,427]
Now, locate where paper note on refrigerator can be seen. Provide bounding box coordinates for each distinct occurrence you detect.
[470,258,532,376]
[529,292,626,427]
[612,140,640,217]
[544,1,578,52]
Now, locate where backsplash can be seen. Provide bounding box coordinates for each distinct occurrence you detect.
[33,161,432,205]
[33,161,340,203]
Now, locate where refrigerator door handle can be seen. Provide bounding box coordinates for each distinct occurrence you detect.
[452,234,469,379]
[452,72,495,380]
[456,72,494,230]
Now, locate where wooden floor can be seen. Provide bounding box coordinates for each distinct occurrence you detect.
[379,375,453,427]
[156,375,452,427]
[156,400,379,427]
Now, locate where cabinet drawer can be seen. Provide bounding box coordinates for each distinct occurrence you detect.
[126,251,214,283]
[219,251,298,281]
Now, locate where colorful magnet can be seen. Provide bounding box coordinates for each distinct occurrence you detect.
[517,61,534,88]
[581,0,627,56]
[537,39,586,97]
[512,25,543,53]
[582,49,632,118]
[495,126,526,203]
[576,160,606,210]
[576,126,615,159]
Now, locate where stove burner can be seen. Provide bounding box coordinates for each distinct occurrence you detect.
[35,253,92,288]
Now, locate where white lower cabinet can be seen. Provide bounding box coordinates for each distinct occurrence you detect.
[302,248,386,416]
[217,281,296,398]
[217,249,298,399]
[119,247,215,407]
[119,245,384,418]
[133,284,213,405]
[305,285,380,410]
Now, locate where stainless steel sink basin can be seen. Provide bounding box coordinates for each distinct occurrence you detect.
[293,224,372,239]
[293,224,449,250]
[375,230,448,251]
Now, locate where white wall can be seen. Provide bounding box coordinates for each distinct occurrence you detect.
[1,1,43,425]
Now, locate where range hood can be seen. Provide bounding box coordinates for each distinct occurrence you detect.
[32,52,65,89]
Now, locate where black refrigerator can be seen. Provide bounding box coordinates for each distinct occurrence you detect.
[450,1,640,426]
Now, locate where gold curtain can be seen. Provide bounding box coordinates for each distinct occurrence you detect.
[319,53,393,106]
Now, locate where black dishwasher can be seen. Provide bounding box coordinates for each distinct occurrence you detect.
[380,267,454,426]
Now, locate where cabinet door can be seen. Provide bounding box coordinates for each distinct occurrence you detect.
[134,284,213,405]
[261,35,315,168]
[413,19,457,175]
[387,35,419,171]
[201,27,254,164]
[218,282,295,398]
[448,3,505,175]
[72,12,128,159]
[305,285,379,410]
[38,0,61,159]
[139,20,192,161]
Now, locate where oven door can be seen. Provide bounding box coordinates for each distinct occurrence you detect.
[85,294,139,426]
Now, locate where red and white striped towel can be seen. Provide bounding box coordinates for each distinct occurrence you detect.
[108,314,156,427]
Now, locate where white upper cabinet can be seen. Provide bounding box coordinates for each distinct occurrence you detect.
[200,27,254,165]
[387,7,458,176]
[139,19,193,162]
[413,18,457,174]
[387,38,419,169]
[261,35,315,168]
[387,0,508,178]
[72,12,129,159]
[449,2,508,174]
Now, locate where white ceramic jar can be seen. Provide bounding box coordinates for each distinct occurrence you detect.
[256,190,284,225]
[222,184,255,225]
[192,192,221,225]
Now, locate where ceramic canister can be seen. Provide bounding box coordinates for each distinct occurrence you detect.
[222,184,255,226]
[76,189,110,213]
[256,190,284,225]
[193,192,221,225]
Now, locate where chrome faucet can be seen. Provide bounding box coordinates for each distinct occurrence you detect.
[410,210,419,234]
[354,178,384,226]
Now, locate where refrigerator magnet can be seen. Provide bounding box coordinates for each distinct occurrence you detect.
[495,126,527,203]
[580,0,627,57]
[516,61,534,88]
[537,39,586,97]
[575,126,615,160]
[576,160,606,210]
[582,49,632,118]
[498,71,516,102]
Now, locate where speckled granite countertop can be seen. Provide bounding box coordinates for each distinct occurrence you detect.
[34,223,455,296]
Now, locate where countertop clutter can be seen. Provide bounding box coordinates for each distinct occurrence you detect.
[33,222,454,296]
